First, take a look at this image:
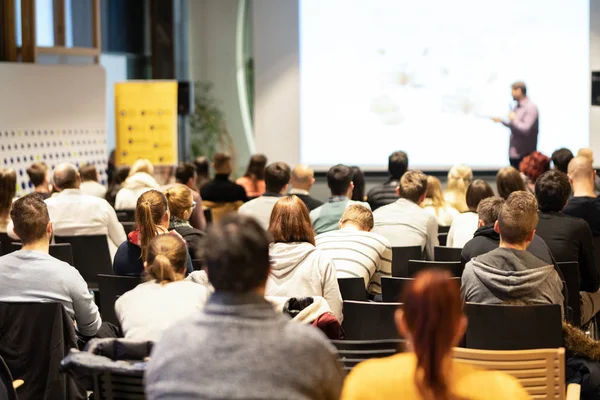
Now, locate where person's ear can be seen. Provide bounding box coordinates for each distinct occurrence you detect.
[282,183,289,194]
[494,220,500,234]
[143,261,149,270]
[311,177,315,185]
[395,309,411,341]
[526,229,535,244]
[395,186,401,196]
[478,219,485,228]
[454,315,468,346]
[46,221,53,236]
[417,193,426,205]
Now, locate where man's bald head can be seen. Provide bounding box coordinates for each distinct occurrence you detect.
[53,163,80,191]
[577,148,594,163]
[290,164,315,191]
[568,156,594,180]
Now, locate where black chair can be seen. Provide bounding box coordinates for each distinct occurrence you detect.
[11,243,74,266]
[97,275,141,326]
[434,246,462,262]
[337,278,367,301]
[0,355,17,400]
[438,225,450,234]
[116,210,135,223]
[331,339,404,371]
[557,261,581,327]
[407,260,463,277]
[341,300,402,340]
[121,222,135,235]
[391,246,422,277]
[381,276,460,302]
[0,233,17,257]
[203,207,213,225]
[54,235,113,290]
[464,303,563,350]
[438,232,448,246]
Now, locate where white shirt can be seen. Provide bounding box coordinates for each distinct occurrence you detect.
[45,189,127,260]
[115,280,209,342]
[238,194,283,230]
[80,180,107,199]
[447,212,479,248]
[316,226,392,295]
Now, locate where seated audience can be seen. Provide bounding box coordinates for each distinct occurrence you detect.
[79,164,107,198]
[551,147,574,173]
[113,190,193,276]
[310,164,370,235]
[115,234,209,341]
[238,162,291,229]
[267,196,343,322]
[519,151,550,193]
[444,164,472,212]
[341,270,529,400]
[577,148,600,195]
[145,214,344,400]
[105,166,130,208]
[461,191,564,316]
[115,159,160,210]
[26,162,51,199]
[235,154,267,198]
[200,153,248,221]
[164,185,205,264]
[496,166,526,199]
[421,175,458,226]
[316,204,392,296]
[447,179,494,248]
[563,156,600,236]
[367,150,407,211]
[289,164,323,211]
[534,170,600,324]
[0,169,16,232]
[0,194,101,337]
[350,166,366,201]
[373,171,438,259]
[194,156,210,190]
[173,162,206,231]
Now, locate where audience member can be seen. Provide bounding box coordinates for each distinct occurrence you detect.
[447,179,494,248]
[0,194,101,337]
[462,191,564,316]
[145,214,344,400]
[238,162,291,229]
[421,175,458,227]
[200,152,248,204]
[174,162,206,231]
[534,170,600,324]
[115,159,160,210]
[115,234,209,341]
[0,169,16,233]
[235,154,267,198]
[79,164,107,198]
[316,204,392,296]
[519,150,550,193]
[105,166,130,208]
[373,170,438,259]
[289,164,323,211]
[267,196,343,321]
[350,166,366,201]
[444,163,472,213]
[563,156,600,236]
[577,148,600,195]
[496,166,526,199]
[26,162,51,199]
[310,164,370,235]
[113,190,193,277]
[164,185,205,265]
[551,147,574,174]
[367,151,407,210]
[342,270,529,400]
[194,156,211,191]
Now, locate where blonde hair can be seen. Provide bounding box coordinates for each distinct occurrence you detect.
[145,234,188,283]
[129,159,154,177]
[445,164,472,212]
[340,204,374,231]
[164,185,194,220]
[135,190,168,261]
[423,176,446,214]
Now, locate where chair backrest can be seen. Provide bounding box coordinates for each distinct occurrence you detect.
[97,274,141,326]
[337,278,367,301]
[0,233,16,257]
[203,207,213,225]
[381,276,460,303]
[341,300,401,340]
[407,260,463,277]
[331,339,404,371]
[438,232,448,246]
[454,347,566,399]
[434,246,462,262]
[391,246,422,277]
[556,261,580,327]
[93,372,145,400]
[11,243,74,266]
[121,222,135,235]
[438,225,450,234]
[54,235,113,290]
[464,303,563,350]
[116,210,135,223]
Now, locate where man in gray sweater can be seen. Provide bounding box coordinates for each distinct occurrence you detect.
[461,191,564,317]
[145,214,345,400]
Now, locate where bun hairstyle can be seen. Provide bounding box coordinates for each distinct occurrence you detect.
[145,234,188,283]
[135,190,168,261]
[164,185,193,220]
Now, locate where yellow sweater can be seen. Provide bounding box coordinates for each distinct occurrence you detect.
[341,353,531,400]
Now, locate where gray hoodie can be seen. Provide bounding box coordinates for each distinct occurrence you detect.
[461,247,564,317]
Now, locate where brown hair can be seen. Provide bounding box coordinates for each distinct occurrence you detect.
[465,179,494,212]
[340,204,374,231]
[519,151,550,183]
[402,269,463,400]
[398,170,428,203]
[269,195,315,245]
[496,166,526,199]
[498,191,538,245]
[26,162,48,187]
[164,185,194,220]
[79,164,98,182]
[0,169,17,228]
[424,176,446,211]
[213,152,231,170]
[145,234,188,283]
[10,193,50,245]
[135,190,168,261]
[477,196,505,226]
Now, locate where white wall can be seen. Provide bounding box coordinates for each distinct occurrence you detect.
[590,0,600,164]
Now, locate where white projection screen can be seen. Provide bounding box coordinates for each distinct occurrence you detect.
[297,0,590,170]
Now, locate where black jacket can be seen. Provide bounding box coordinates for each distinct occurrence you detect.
[294,193,323,211]
[172,225,205,269]
[366,179,399,211]
[200,174,248,203]
[564,196,600,237]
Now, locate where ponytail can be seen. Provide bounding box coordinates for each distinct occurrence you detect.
[144,234,188,283]
[146,254,176,283]
[135,190,168,261]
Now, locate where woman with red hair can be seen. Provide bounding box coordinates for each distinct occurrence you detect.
[341,270,530,400]
[520,151,551,193]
